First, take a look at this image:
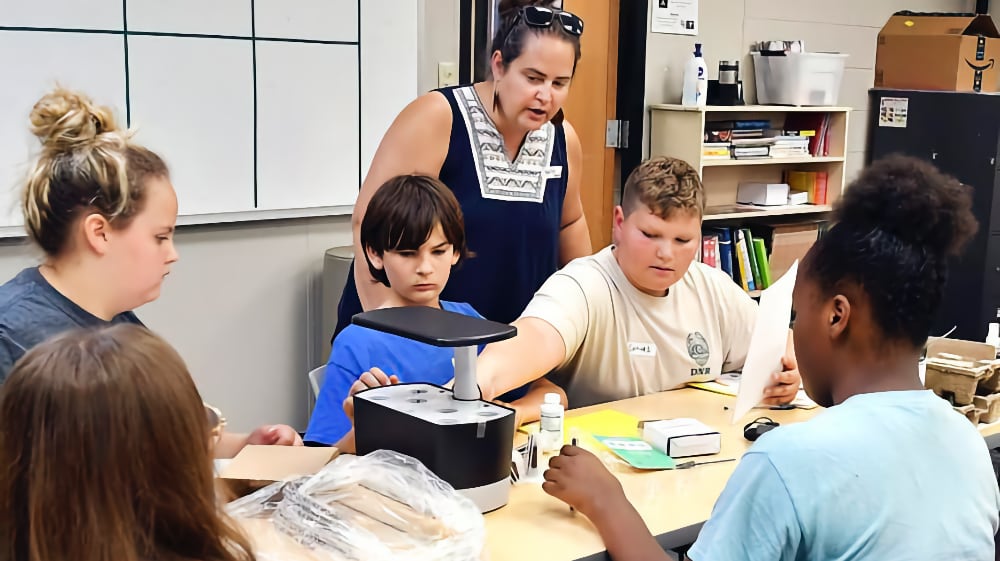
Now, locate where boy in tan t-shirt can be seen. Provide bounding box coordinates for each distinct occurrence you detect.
[475,156,800,407]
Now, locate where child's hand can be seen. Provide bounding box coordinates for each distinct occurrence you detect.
[342,367,399,422]
[247,424,303,446]
[542,445,627,519]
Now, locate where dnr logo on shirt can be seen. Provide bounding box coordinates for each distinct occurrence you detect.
[687,331,711,376]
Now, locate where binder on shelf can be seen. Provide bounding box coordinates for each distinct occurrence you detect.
[705,227,734,278]
[735,230,755,291]
[752,238,772,289]
[741,228,762,290]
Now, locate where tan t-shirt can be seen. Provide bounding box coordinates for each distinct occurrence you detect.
[521,246,759,407]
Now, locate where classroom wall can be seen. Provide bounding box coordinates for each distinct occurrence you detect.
[0,0,461,432]
[643,0,975,182]
[0,0,980,431]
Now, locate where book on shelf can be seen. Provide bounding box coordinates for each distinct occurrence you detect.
[702,142,731,159]
[770,145,811,158]
[704,227,733,278]
[785,170,829,204]
[732,120,770,130]
[769,135,810,157]
[730,138,774,147]
[741,228,762,290]
[787,191,809,205]
[782,113,833,156]
[734,230,756,291]
[704,120,772,144]
[702,222,815,294]
[733,146,771,159]
[752,238,772,289]
[701,235,719,268]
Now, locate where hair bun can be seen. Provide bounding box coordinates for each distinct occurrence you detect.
[29,88,120,152]
[836,154,978,258]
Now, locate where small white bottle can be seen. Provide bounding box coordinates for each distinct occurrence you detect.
[539,392,564,452]
[681,43,708,107]
[987,323,1000,358]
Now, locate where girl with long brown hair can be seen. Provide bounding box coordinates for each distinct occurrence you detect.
[0,323,256,561]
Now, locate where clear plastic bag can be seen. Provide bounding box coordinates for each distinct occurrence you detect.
[227,450,485,561]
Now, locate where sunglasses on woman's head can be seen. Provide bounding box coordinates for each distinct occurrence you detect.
[503,6,585,48]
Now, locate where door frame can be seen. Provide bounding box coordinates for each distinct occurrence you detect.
[615,0,649,202]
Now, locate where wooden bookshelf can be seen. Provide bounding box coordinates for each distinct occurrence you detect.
[653,105,847,295]
[702,156,844,167]
[704,204,833,222]
[648,104,850,220]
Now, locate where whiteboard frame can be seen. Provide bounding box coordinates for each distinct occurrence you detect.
[0,0,416,238]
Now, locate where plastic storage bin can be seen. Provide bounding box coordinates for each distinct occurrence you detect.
[752,52,848,106]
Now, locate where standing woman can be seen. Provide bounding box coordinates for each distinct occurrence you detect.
[337,0,591,332]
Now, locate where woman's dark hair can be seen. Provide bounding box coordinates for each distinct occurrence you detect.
[804,154,978,347]
[489,0,582,75]
[361,175,471,287]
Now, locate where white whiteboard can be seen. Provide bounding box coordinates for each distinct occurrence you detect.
[0,0,417,237]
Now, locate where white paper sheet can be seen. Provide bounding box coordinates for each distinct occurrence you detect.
[650,0,698,36]
[732,260,798,423]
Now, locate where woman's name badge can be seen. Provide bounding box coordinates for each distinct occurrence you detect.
[542,165,563,180]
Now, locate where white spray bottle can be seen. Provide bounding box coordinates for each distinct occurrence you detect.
[682,43,708,107]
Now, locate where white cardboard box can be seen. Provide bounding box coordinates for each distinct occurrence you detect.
[737,182,790,206]
[642,418,721,458]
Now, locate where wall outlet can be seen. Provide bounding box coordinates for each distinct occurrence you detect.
[438,62,458,88]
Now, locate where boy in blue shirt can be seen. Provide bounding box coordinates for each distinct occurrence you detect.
[306,174,564,446]
[540,156,1000,560]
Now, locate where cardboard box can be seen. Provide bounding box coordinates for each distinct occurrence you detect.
[759,222,819,282]
[974,393,1000,424]
[219,445,339,497]
[642,418,722,458]
[737,182,790,206]
[954,403,982,425]
[924,338,997,406]
[875,13,1000,92]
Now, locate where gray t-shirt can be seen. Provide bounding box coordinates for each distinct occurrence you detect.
[0,267,141,381]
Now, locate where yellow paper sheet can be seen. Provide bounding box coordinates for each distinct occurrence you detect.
[519,409,640,445]
[687,380,738,397]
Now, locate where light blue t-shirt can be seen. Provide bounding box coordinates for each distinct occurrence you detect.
[690,390,1000,561]
[304,301,482,445]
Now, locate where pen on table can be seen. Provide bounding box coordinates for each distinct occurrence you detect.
[675,458,736,469]
[569,436,579,514]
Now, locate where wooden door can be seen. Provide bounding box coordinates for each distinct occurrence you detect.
[561,0,619,249]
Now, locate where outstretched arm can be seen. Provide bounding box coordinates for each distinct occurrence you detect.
[476,317,567,401]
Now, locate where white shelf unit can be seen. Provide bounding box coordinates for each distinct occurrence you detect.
[649,105,851,221]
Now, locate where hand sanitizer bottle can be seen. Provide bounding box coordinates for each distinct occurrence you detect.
[539,392,564,452]
[682,43,708,107]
